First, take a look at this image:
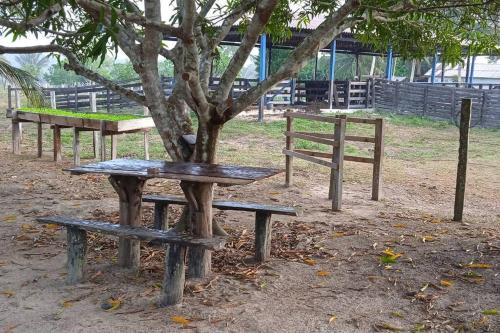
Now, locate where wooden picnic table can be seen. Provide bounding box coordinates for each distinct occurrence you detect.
[66,158,282,270]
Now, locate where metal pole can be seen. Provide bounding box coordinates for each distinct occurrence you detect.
[469,56,476,85]
[385,46,393,80]
[328,40,337,110]
[258,33,267,122]
[430,52,437,84]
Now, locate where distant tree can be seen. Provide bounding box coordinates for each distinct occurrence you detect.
[44,61,87,86]
[109,61,138,82]
[212,46,234,77]
[14,53,50,80]
[159,59,174,77]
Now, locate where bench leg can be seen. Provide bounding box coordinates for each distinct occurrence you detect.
[73,128,80,166]
[66,227,87,284]
[160,244,186,306]
[109,176,145,270]
[53,125,62,162]
[255,211,273,262]
[153,203,169,230]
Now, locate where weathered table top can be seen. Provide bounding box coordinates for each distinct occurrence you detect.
[66,159,283,185]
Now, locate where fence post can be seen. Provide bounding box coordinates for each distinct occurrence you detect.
[14,89,23,140]
[345,81,351,109]
[372,79,377,108]
[50,90,57,108]
[290,79,296,106]
[329,116,346,211]
[479,90,486,127]
[106,88,111,112]
[450,87,456,121]
[423,85,429,116]
[285,114,294,187]
[89,92,100,158]
[453,99,472,222]
[365,79,371,108]
[371,118,384,200]
[75,85,79,111]
[394,81,400,112]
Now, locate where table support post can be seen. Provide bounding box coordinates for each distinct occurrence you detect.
[73,128,81,166]
[53,125,62,162]
[111,135,118,160]
[108,176,145,270]
[37,123,43,158]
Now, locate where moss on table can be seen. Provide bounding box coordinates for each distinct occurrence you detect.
[18,107,145,121]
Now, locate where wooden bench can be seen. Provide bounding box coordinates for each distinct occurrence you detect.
[142,195,301,262]
[36,216,225,306]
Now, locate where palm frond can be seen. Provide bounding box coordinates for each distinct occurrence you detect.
[0,59,45,107]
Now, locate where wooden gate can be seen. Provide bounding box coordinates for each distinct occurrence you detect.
[283,112,384,210]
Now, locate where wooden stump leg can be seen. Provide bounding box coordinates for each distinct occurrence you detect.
[53,125,62,162]
[37,123,43,158]
[66,227,87,284]
[153,203,169,230]
[73,128,80,166]
[111,135,118,159]
[254,211,272,262]
[12,120,21,155]
[108,176,145,270]
[144,132,150,160]
[160,244,186,306]
[92,131,99,159]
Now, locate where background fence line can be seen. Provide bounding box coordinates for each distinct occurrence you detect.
[374,79,500,128]
[8,77,375,112]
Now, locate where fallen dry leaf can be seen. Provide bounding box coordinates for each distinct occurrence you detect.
[464,263,492,269]
[101,298,122,311]
[1,215,16,223]
[316,270,331,277]
[440,279,454,287]
[303,258,316,266]
[328,315,337,324]
[171,315,192,325]
[1,290,15,298]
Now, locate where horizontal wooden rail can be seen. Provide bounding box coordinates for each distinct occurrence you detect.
[284,112,341,124]
[284,131,338,146]
[295,132,375,143]
[345,117,378,125]
[283,149,338,169]
[344,155,374,164]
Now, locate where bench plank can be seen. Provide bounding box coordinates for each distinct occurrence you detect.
[37,216,225,250]
[143,195,301,216]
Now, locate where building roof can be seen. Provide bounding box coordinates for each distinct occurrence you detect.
[425,62,500,79]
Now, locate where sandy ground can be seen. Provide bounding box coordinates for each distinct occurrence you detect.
[0,118,499,333]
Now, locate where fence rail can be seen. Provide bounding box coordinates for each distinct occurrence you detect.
[374,79,500,128]
[8,77,375,112]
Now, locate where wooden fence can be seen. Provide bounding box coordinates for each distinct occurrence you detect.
[7,77,375,113]
[374,79,500,128]
[283,112,384,211]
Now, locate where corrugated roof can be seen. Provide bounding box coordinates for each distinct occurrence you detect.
[425,63,500,79]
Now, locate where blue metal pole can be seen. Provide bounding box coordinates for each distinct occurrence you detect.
[469,55,476,85]
[258,33,267,122]
[328,40,337,109]
[430,52,437,84]
[385,46,393,80]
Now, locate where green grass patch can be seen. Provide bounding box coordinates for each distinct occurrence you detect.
[18,107,145,121]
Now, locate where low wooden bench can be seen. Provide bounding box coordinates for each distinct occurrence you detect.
[37,216,225,305]
[142,195,301,262]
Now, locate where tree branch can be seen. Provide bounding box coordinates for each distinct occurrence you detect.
[0,44,146,105]
[0,2,65,30]
[227,0,362,120]
[75,0,185,39]
[214,0,278,106]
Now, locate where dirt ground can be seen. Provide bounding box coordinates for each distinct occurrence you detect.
[0,113,499,333]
